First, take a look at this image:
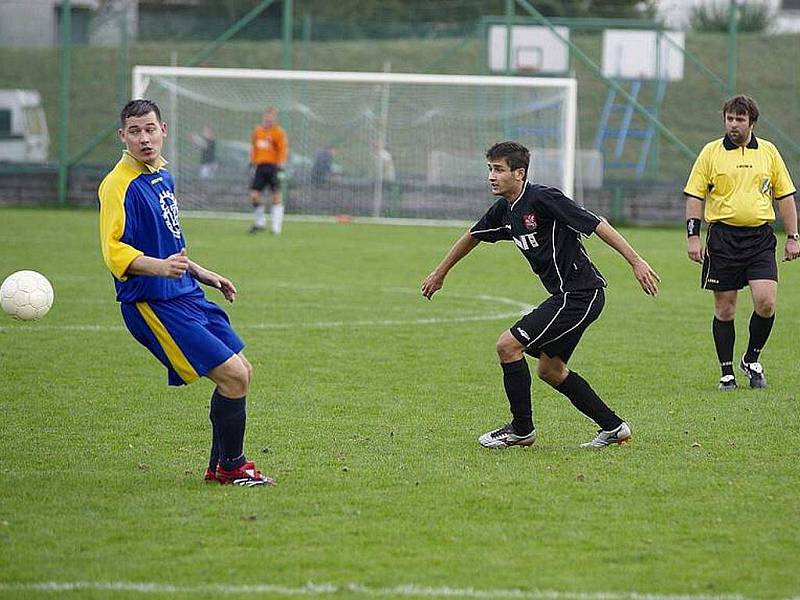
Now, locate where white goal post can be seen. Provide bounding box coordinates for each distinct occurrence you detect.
[132,66,577,221]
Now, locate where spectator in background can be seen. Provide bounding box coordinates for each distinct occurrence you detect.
[189,126,217,179]
[311,145,335,185]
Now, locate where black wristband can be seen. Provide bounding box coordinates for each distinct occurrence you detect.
[687,218,702,238]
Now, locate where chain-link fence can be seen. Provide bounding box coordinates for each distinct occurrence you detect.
[0,0,798,224]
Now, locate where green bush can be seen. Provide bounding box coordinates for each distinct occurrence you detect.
[690,1,774,33]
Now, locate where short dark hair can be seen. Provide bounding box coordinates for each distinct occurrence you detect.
[722,95,759,123]
[486,141,530,177]
[120,99,162,127]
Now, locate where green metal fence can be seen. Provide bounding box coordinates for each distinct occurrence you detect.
[0,0,797,214]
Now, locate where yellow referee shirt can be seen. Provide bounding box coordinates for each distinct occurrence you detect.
[684,134,796,227]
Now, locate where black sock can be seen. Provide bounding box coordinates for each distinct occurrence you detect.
[500,359,534,435]
[208,397,220,472]
[555,371,622,431]
[210,389,247,471]
[712,317,736,377]
[744,312,774,363]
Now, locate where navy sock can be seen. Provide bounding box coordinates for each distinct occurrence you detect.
[555,371,622,431]
[744,312,774,364]
[210,389,247,471]
[712,317,736,376]
[208,397,220,472]
[501,358,534,435]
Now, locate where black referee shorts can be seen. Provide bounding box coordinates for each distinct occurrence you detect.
[250,163,281,192]
[509,288,605,363]
[701,222,777,291]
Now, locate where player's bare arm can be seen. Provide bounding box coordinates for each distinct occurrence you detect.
[126,249,189,279]
[778,194,800,261]
[188,259,237,303]
[421,231,480,299]
[595,221,660,296]
[686,195,705,263]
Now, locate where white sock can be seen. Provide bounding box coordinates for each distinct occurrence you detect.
[271,203,284,234]
[254,205,266,228]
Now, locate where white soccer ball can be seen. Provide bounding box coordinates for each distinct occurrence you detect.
[0,270,54,321]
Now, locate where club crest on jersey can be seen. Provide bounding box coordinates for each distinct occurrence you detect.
[522,213,538,231]
[159,190,182,239]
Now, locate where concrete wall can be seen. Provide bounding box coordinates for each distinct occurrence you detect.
[0,166,690,226]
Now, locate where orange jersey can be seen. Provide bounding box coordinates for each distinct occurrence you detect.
[250,125,288,166]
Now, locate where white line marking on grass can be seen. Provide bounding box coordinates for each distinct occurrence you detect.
[181,210,473,228]
[0,581,756,600]
[0,312,525,334]
[0,288,534,334]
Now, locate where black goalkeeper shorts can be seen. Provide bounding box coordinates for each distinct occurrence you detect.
[509,288,604,363]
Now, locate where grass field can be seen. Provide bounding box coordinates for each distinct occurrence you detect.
[1,207,799,599]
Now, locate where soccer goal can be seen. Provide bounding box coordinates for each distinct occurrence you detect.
[133,66,577,223]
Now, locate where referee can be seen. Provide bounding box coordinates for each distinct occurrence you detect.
[684,95,798,391]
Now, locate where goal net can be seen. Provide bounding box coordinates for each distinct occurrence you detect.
[133,66,577,222]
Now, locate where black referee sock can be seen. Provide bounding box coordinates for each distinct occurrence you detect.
[712,317,736,377]
[500,359,534,435]
[744,312,774,364]
[555,371,622,431]
[210,389,247,471]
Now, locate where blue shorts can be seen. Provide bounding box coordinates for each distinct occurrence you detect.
[120,292,245,386]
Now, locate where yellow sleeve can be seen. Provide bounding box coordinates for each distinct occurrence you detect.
[770,145,796,199]
[98,173,143,281]
[684,144,711,199]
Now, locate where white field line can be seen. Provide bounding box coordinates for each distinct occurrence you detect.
[0,312,525,334]
[0,581,759,600]
[180,210,473,228]
[0,288,533,334]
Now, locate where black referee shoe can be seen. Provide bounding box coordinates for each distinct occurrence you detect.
[740,358,767,389]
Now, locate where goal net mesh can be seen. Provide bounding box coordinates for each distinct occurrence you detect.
[134,67,576,221]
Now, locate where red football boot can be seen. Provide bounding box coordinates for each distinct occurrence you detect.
[215,461,275,487]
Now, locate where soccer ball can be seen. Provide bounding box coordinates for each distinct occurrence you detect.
[0,270,54,321]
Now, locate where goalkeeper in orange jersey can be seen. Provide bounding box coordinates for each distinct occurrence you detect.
[248,107,288,235]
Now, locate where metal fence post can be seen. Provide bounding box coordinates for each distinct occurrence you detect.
[58,0,72,205]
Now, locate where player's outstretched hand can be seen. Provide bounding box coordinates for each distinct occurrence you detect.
[421,271,445,300]
[784,238,800,262]
[213,275,237,303]
[195,267,237,303]
[687,237,704,263]
[632,258,660,297]
[162,249,190,278]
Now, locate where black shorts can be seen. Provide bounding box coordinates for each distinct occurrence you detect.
[702,222,777,291]
[509,288,604,363]
[250,164,281,192]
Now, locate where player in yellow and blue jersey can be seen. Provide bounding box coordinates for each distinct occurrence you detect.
[98,99,273,487]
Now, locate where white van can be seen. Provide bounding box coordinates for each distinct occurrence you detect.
[0,90,49,163]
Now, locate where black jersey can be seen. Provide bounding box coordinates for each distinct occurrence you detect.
[470,182,607,295]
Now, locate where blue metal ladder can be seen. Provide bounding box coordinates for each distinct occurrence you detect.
[594,79,667,179]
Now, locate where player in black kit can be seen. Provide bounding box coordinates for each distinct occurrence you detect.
[421,141,660,449]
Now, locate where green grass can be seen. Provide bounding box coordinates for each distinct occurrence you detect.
[1,207,799,599]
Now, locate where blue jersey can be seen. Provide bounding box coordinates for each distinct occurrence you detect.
[98,152,200,303]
